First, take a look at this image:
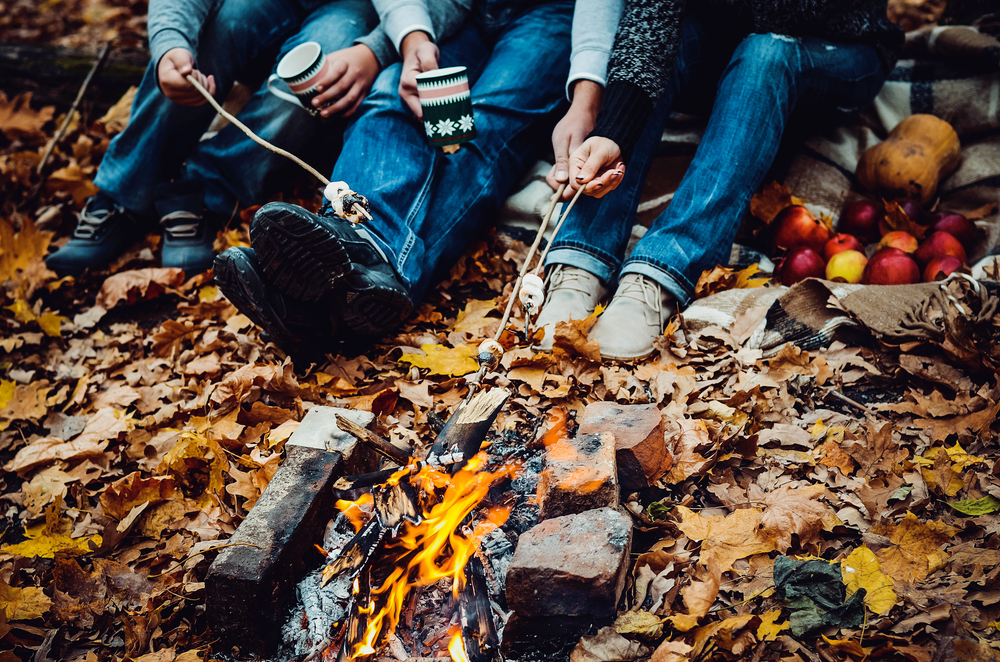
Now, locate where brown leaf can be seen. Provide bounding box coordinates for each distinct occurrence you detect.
[669,558,722,631]
[97,86,136,135]
[870,512,958,582]
[0,92,54,139]
[664,420,712,483]
[3,436,107,474]
[750,181,794,224]
[651,640,693,662]
[883,200,929,240]
[0,217,53,285]
[675,506,775,572]
[759,484,841,553]
[553,315,601,362]
[845,422,908,477]
[0,578,52,621]
[95,268,186,310]
[570,626,651,662]
[953,640,1000,662]
[100,472,175,521]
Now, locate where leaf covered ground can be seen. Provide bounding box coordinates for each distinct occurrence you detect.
[2,5,1000,662]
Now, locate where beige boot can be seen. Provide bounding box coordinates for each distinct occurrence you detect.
[533,265,608,350]
[590,274,675,360]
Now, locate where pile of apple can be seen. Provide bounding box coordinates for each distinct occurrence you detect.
[773,199,977,287]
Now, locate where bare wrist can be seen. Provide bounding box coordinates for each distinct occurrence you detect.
[401,30,432,56]
[570,79,603,112]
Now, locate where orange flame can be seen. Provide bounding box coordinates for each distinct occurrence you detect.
[448,629,471,662]
[332,452,517,659]
[336,493,374,533]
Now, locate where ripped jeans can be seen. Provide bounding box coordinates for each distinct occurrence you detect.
[545,12,888,305]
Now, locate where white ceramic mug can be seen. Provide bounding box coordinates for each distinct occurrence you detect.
[267,41,328,115]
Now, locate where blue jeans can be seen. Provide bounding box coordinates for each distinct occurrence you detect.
[332,1,573,303]
[94,0,377,219]
[545,13,889,306]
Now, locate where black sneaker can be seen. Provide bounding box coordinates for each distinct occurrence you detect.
[249,202,413,337]
[156,182,218,274]
[214,246,338,354]
[44,193,145,276]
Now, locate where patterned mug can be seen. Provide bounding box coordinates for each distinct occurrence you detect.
[267,41,327,116]
[415,66,476,147]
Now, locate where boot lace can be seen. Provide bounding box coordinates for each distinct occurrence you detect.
[546,266,596,298]
[615,275,667,326]
[74,201,117,239]
[161,211,202,239]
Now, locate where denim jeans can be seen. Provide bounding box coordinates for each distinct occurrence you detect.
[331,0,573,303]
[94,0,377,219]
[545,12,889,306]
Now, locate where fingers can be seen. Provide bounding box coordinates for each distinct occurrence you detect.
[399,70,422,118]
[416,42,440,72]
[312,57,349,106]
[322,82,364,116]
[584,163,626,198]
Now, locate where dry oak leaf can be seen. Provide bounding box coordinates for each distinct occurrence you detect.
[1,497,101,559]
[95,267,186,309]
[0,578,52,621]
[756,609,789,641]
[845,422,908,477]
[869,512,958,583]
[841,545,897,615]
[75,407,135,446]
[675,506,775,572]
[750,181,804,224]
[0,92,55,139]
[100,472,176,521]
[151,319,199,358]
[399,343,480,377]
[670,558,722,631]
[759,484,842,553]
[570,625,651,662]
[158,432,229,504]
[453,298,499,336]
[689,614,755,659]
[912,400,1000,440]
[651,640,694,662]
[210,360,304,407]
[553,313,602,362]
[4,436,107,474]
[664,419,713,483]
[0,380,49,430]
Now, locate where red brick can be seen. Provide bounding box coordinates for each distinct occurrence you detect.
[537,430,617,520]
[579,402,667,492]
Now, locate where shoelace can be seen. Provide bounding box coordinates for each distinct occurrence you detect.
[615,275,665,326]
[546,266,596,299]
[73,203,115,239]
[161,211,202,239]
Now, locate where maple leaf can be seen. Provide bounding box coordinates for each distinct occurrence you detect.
[101,472,176,521]
[669,558,722,631]
[870,512,958,583]
[399,343,480,377]
[756,609,790,641]
[0,92,55,140]
[96,86,136,135]
[916,443,984,497]
[96,268,186,309]
[694,264,770,299]
[0,578,52,621]
[552,313,602,362]
[36,311,68,337]
[158,432,230,505]
[0,216,53,285]
[845,421,908,477]
[675,506,775,572]
[453,298,498,336]
[0,497,101,558]
[750,181,797,224]
[759,484,842,553]
[841,545,898,614]
[46,164,99,206]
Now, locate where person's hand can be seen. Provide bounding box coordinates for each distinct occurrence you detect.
[548,80,603,200]
[398,31,440,118]
[157,48,216,106]
[568,136,626,198]
[311,44,381,118]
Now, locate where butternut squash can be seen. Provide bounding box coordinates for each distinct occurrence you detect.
[856,114,960,205]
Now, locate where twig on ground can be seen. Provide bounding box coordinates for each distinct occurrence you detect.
[825,389,880,419]
[38,41,112,175]
[336,413,411,464]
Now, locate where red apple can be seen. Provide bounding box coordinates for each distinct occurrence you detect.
[923,255,963,282]
[838,199,882,243]
[862,248,921,285]
[825,250,868,284]
[913,231,967,267]
[929,212,977,250]
[778,246,826,286]
[877,231,918,254]
[772,205,832,254]
[823,233,865,261]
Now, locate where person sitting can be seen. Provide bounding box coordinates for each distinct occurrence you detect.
[535,0,904,360]
[215,0,603,353]
[46,0,405,276]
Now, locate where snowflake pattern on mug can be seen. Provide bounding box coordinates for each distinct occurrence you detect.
[458,114,474,132]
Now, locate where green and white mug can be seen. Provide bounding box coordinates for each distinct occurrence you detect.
[415,66,476,147]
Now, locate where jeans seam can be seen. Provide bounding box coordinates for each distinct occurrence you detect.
[623,257,695,299]
[549,241,621,273]
[397,148,438,279]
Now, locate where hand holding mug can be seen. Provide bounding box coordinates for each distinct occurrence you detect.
[158,48,216,106]
[399,31,440,118]
[568,136,626,198]
[311,44,381,118]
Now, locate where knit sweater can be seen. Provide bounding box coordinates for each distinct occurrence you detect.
[591,0,905,160]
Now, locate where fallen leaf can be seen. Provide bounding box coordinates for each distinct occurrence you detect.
[651,640,693,662]
[870,512,958,582]
[1,497,101,558]
[4,436,106,474]
[97,86,136,134]
[751,181,794,224]
[615,610,663,640]
[95,268,186,309]
[756,609,789,641]
[0,578,52,620]
[841,545,898,615]
[883,200,929,240]
[553,314,601,362]
[759,484,842,553]
[453,298,498,336]
[946,495,1000,516]
[399,343,480,377]
[670,559,722,631]
[158,432,229,504]
[0,217,53,284]
[675,506,775,572]
[953,640,1000,662]
[100,472,176,521]
[570,626,651,662]
[0,92,55,139]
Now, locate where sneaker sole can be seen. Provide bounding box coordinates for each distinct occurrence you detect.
[337,283,413,337]
[251,203,351,303]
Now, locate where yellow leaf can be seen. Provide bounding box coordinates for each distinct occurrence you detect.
[733,263,771,289]
[399,343,480,377]
[36,312,68,337]
[158,432,229,505]
[0,497,101,558]
[453,298,498,336]
[870,512,958,582]
[0,579,52,620]
[756,609,789,641]
[810,419,827,438]
[841,545,898,614]
[0,380,13,409]
[5,298,36,323]
[675,506,775,572]
[0,215,52,284]
[615,610,664,640]
[97,86,136,134]
[198,285,220,302]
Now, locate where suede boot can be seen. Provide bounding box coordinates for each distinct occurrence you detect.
[589,274,675,361]
[533,265,608,351]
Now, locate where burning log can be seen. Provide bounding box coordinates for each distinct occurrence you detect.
[428,387,510,469]
[336,413,412,465]
[459,556,499,662]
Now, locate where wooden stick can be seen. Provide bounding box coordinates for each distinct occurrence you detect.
[336,414,411,464]
[185,73,331,186]
[37,41,112,175]
[533,184,586,275]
